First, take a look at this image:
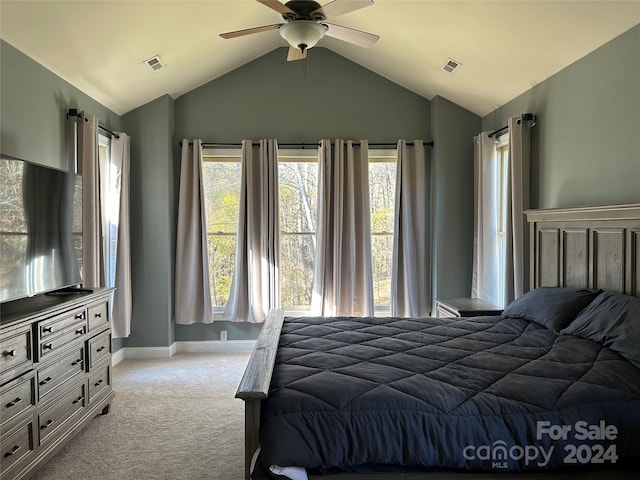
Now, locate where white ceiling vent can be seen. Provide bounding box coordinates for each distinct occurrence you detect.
[442,57,462,74]
[144,55,165,72]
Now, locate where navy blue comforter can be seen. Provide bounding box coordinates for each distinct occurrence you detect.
[260,316,640,472]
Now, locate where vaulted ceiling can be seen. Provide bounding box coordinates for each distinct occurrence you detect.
[1,0,639,117]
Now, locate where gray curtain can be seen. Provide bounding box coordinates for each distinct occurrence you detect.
[505,115,533,301]
[391,140,431,317]
[79,113,103,288]
[110,133,132,338]
[312,139,374,317]
[223,139,280,323]
[175,139,213,324]
[471,131,500,304]
[76,114,133,335]
[472,115,533,306]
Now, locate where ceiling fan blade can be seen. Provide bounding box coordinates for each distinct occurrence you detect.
[257,0,297,16]
[287,46,307,62]
[324,23,379,48]
[219,23,283,39]
[312,0,374,19]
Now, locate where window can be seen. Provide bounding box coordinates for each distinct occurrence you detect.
[200,144,398,316]
[278,149,318,312]
[278,147,396,314]
[201,148,241,313]
[368,149,397,313]
[495,134,509,307]
[98,133,118,289]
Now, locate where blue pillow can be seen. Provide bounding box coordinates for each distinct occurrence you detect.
[501,287,602,332]
[561,291,640,369]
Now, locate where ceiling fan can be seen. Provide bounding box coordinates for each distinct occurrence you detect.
[219,0,379,61]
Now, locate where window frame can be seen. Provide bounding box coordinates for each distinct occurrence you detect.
[368,148,398,315]
[98,133,116,288]
[278,148,319,316]
[200,144,400,317]
[495,133,509,307]
[202,147,242,317]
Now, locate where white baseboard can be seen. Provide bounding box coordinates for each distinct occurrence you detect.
[112,340,255,362]
[176,340,256,353]
[111,348,125,366]
[118,343,177,361]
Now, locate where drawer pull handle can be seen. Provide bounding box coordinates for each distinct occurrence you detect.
[41,419,54,430]
[72,396,84,405]
[94,379,103,387]
[42,326,53,333]
[4,445,21,458]
[2,349,17,357]
[5,397,22,408]
[39,376,53,386]
[75,313,85,320]
[75,328,85,335]
[95,312,102,318]
[96,346,106,353]
[43,343,53,351]
[71,358,83,366]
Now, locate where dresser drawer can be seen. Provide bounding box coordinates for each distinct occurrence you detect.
[88,359,111,404]
[38,306,86,340]
[87,301,109,333]
[87,330,111,370]
[37,345,85,401]
[38,381,86,447]
[0,325,33,382]
[0,371,36,429]
[39,321,86,361]
[0,416,36,477]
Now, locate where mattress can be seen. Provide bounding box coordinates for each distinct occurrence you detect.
[260,315,640,472]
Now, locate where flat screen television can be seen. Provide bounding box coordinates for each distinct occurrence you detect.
[0,154,83,303]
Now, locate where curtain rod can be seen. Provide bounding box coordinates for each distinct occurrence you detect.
[180,140,433,149]
[488,113,537,138]
[98,125,120,139]
[488,125,508,138]
[67,109,119,139]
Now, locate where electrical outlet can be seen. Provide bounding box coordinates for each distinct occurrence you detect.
[220,330,228,341]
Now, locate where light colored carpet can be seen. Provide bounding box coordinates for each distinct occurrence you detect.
[31,352,251,480]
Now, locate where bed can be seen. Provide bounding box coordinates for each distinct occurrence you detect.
[236,203,640,480]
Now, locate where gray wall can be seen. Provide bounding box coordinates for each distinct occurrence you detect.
[1,40,121,169]
[482,24,640,209]
[430,97,481,303]
[122,95,177,348]
[175,48,431,143]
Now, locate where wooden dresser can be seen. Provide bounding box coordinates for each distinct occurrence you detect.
[0,288,115,480]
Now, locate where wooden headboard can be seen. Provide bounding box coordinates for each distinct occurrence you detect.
[525,203,640,296]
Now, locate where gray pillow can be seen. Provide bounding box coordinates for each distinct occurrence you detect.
[501,287,601,332]
[561,291,640,369]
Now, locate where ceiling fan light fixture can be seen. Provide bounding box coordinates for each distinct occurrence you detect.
[279,20,327,51]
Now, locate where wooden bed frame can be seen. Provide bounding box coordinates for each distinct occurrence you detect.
[236,203,640,480]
